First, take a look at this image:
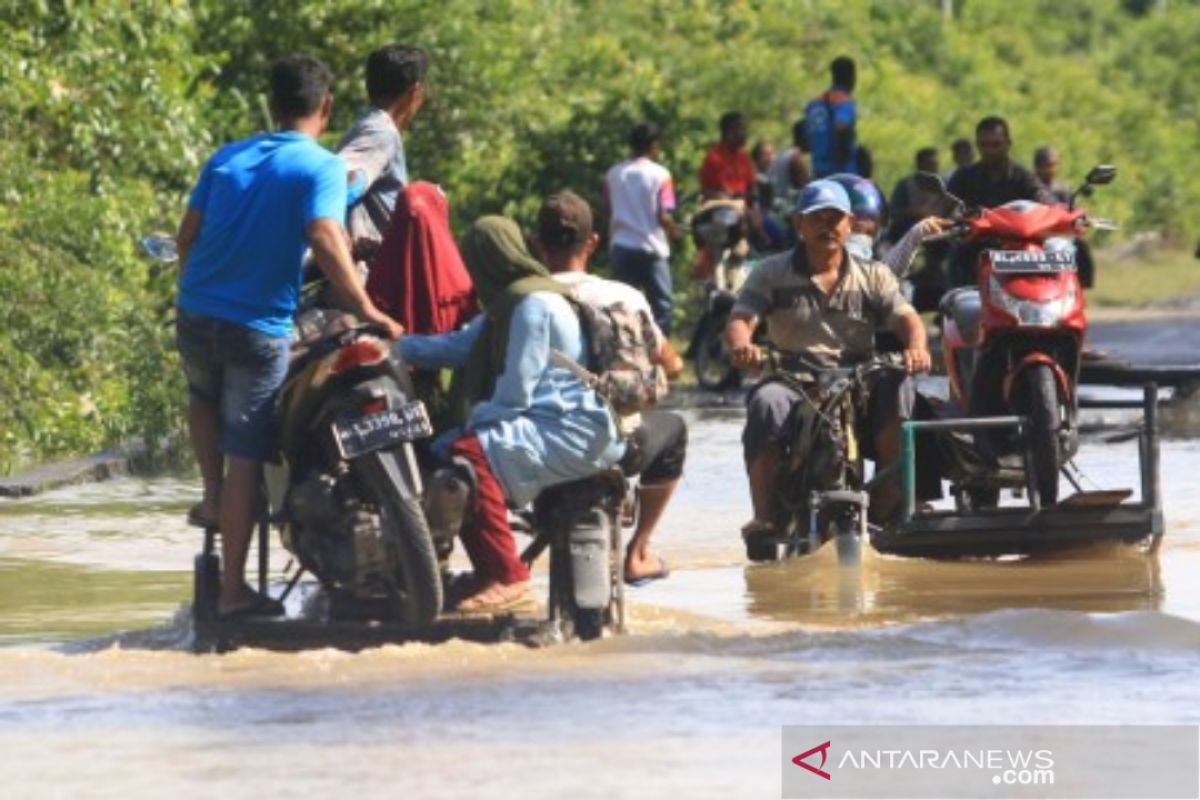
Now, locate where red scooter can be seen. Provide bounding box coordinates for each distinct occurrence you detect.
[917,165,1117,507]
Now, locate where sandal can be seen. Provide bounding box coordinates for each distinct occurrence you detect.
[625,557,670,587]
[219,590,285,621]
[456,581,532,614]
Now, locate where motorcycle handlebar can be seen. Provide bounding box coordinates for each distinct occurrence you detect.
[922,222,971,243]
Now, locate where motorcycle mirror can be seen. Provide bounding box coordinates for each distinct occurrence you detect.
[140,233,178,263]
[1085,164,1118,186]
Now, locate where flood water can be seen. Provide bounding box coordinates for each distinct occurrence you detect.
[3,405,1200,798]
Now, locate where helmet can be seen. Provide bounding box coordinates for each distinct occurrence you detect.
[826,173,884,222]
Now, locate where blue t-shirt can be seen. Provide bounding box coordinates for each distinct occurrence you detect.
[805,88,858,178]
[179,131,346,337]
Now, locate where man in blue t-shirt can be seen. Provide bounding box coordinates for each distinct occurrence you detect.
[804,56,859,178]
[175,54,402,619]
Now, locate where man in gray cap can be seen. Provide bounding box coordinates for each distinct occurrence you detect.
[725,179,933,558]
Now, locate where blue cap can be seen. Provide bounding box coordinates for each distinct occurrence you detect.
[796,179,852,216]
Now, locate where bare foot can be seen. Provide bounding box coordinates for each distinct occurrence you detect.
[624,552,669,583]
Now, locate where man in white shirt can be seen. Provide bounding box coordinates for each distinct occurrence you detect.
[603,122,679,336]
[536,191,686,586]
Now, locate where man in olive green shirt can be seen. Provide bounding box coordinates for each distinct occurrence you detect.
[725,179,932,556]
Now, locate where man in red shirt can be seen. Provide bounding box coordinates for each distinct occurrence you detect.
[699,112,756,200]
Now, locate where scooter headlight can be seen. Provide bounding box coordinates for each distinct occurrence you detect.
[987,275,1077,327]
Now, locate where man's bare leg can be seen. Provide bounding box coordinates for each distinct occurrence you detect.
[217,455,263,613]
[871,422,902,523]
[625,480,678,581]
[187,396,223,522]
[747,444,780,524]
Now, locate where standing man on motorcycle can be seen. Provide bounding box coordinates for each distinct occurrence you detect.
[535,191,688,586]
[724,180,933,557]
[337,44,427,264]
[175,55,403,618]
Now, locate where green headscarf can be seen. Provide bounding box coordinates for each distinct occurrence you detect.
[451,216,570,424]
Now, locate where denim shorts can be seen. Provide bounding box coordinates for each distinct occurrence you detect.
[175,310,289,460]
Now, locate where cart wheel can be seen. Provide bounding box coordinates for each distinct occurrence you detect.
[966,486,1000,511]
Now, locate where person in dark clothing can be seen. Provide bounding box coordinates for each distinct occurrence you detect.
[948,117,1048,209]
[946,117,1050,286]
[889,147,943,241]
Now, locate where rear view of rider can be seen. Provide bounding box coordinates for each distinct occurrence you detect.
[535,191,688,586]
[724,180,937,558]
[175,55,402,618]
[397,217,624,611]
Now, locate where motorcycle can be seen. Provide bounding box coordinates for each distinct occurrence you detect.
[914,165,1118,508]
[746,350,908,565]
[686,199,752,390]
[144,234,628,644]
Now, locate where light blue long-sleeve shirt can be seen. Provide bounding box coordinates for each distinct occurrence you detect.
[398,293,625,507]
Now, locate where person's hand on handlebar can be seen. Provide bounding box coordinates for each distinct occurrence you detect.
[729,342,763,370]
[902,346,932,375]
[362,306,404,340]
[915,216,954,238]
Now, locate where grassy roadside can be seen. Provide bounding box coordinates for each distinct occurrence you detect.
[1089,247,1200,309]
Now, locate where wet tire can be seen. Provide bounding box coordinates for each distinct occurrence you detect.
[1018,365,1062,507]
[692,315,740,391]
[572,608,605,642]
[832,515,862,566]
[193,552,220,625]
[356,450,442,628]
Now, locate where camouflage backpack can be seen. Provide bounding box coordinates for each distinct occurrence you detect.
[553,294,668,434]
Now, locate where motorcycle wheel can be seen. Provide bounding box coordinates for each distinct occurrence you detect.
[692,314,740,391]
[1018,365,1062,507]
[572,608,605,642]
[355,450,443,628]
[832,514,862,567]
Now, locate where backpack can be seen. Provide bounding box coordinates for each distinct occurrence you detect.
[552,292,668,434]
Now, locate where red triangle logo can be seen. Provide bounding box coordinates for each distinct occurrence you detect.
[792,740,832,780]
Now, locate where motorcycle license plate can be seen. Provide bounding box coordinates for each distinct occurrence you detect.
[333,401,433,459]
[989,250,1075,274]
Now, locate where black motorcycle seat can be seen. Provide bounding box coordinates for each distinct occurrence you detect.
[940,287,982,347]
[536,469,627,507]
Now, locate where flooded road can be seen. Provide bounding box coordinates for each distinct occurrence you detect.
[2,407,1200,798]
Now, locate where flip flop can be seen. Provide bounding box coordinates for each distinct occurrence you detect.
[625,558,670,587]
[218,591,285,621]
[186,503,218,530]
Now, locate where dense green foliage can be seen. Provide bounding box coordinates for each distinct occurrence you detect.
[2,0,1199,471]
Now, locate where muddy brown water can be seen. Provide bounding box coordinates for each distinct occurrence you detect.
[2,405,1200,798]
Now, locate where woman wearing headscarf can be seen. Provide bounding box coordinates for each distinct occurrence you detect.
[397,216,625,612]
